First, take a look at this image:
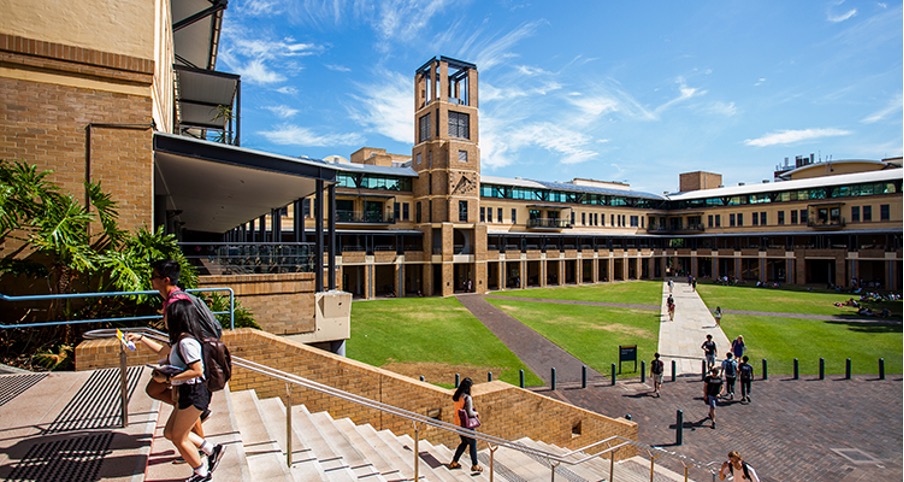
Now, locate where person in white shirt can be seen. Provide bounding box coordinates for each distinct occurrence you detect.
[719,451,761,482]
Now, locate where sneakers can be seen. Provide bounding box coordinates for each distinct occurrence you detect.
[173,451,204,465]
[200,409,212,423]
[185,473,211,482]
[711,422,716,429]
[447,461,461,470]
[208,444,226,474]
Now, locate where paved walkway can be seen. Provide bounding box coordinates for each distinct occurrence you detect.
[658,280,731,377]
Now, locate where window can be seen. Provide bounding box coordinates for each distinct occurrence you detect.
[458,150,468,162]
[497,208,503,223]
[480,207,485,222]
[799,209,807,224]
[428,174,432,194]
[880,204,890,221]
[708,215,713,228]
[427,151,432,168]
[418,113,431,142]
[459,201,468,222]
[416,152,422,164]
[487,208,492,222]
[630,216,639,227]
[610,214,615,226]
[571,211,576,225]
[302,199,311,218]
[851,206,860,222]
[511,208,517,224]
[791,210,798,224]
[777,211,785,225]
[394,202,400,220]
[403,203,409,221]
[582,212,586,225]
[449,111,470,139]
[715,215,721,227]
[737,213,744,226]
[760,212,766,225]
[729,213,736,227]
[416,202,422,223]
[863,205,872,221]
[752,212,759,226]
[594,213,599,226]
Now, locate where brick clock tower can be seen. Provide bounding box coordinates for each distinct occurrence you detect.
[412,57,485,296]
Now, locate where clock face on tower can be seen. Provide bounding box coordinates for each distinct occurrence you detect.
[451,172,477,195]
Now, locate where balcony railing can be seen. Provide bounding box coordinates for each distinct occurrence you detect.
[807,217,846,229]
[528,218,572,229]
[179,242,315,275]
[336,210,395,224]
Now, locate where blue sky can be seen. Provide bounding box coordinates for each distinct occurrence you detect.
[218,0,902,194]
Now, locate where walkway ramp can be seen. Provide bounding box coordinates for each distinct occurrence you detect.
[657,281,730,377]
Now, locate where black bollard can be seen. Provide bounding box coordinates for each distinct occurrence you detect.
[581,365,587,389]
[551,367,557,391]
[420,375,424,382]
[702,360,706,380]
[879,358,885,380]
[793,358,799,380]
[671,360,677,382]
[845,358,851,380]
[762,358,768,381]
[455,373,460,388]
[819,358,825,380]
[676,410,684,446]
[641,360,646,384]
[611,364,617,386]
[487,371,493,382]
[519,369,525,388]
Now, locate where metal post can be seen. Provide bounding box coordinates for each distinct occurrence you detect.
[793,358,799,380]
[649,453,656,482]
[819,358,825,380]
[455,373,460,387]
[420,376,425,382]
[676,409,684,445]
[762,358,768,380]
[609,449,615,480]
[551,367,556,391]
[489,444,498,482]
[119,344,129,428]
[413,422,420,481]
[640,361,646,384]
[286,383,293,467]
[519,369,525,388]
[701,360,706,380]
[879,358,885,380]
[581,365,587,389]
[611,364,617,386]
[487,371,493,382]
[845,358,851,379]
[671,360,677,382]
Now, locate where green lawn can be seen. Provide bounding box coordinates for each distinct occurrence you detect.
[720,314,902,375]
[696,284,902,316]
[485,298,660,376]
[490,280,663,306]
[347,297,543,387]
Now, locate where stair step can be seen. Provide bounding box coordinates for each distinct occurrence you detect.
[231,389,293,481]
[288,404,359,480]
[527,438,612,481]
[309,411,384,480]
[335,418,405,480]
[253,396,333,481]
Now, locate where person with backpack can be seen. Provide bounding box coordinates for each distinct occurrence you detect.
[129,300,225,481]
[701,334,717,370]
[447,377,483,473]
[720,353,738,400]
[703,367,722,429]
[739,355,754,403]
[650,353,664,397]
[719,450,761,481]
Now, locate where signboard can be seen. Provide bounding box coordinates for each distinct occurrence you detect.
[619,345,637,373]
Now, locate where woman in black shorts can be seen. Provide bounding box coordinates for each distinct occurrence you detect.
[130,300,224,481]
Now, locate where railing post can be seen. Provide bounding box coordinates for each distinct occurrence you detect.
[286,383,293,468]
[649,452,656,482]
[487,371,493,382]
[489,443,497,482]
[119,344,129,428]
[551,367,556,391]
[701,360,706,380]
[609,448,616,481]
[413,422,420,481]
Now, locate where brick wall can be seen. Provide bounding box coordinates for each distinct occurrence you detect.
[76,328,638,458]
[199,273,316,335]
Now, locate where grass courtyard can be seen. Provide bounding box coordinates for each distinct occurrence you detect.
[347,281,902,386]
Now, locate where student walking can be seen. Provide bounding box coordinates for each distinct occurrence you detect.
[702,335,717,370]
[667,294,675,321]
[447,378,483,473]
[650,353,664,397]
[668,279,674,294]
[731,336,746,360]
[739,356,754,403]
[719,451,761,481]
[703,368,723,429]
[713,306,722,326]
[720,353,738,399]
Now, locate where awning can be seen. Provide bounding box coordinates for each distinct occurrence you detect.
[527,204,571,210]
[154,133,337,234]
[175,66,239,131]
[172,0,226,70]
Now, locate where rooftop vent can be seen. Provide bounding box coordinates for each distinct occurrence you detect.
[738,182,746,186]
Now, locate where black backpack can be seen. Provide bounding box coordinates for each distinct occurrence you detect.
[723,359,737,377]
[177,334,232,392]
[739,363,754,380]
[184,291,223,339]
[651,359,664,374]
[729,462,752,480]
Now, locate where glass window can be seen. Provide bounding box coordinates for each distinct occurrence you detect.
[458,150,468,162]
[459,200,468,222]
[480,207,485,222]
[708,215,713,228]
[582,212,586,225]
[497,208,503,222]
[449,111,470,139]
[851,206,860,222]
[403,203,409,221]
[752,212,759,226]
[416,202,422,223]
[791,210,798,224]
[487,208,492,222]
[729,213,736,227]
[715,215,721,227]
[511,208,517,224]
[777,211,785,225]
[393,202,400,220]
[800,209,808,223]
[737,213,744,226]
[630,216,639,227]
[880,204,890,221]
[761,212,767,225]
[416,152,422,164]
[418,113,431,142]
[863,205,872,221]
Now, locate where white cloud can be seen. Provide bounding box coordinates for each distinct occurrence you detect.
[567,95,620,119]
[655,77,707,114]
[326,64,352,72]
[235,0,282,17]
[743,128,851,147]
[754,77,767,87]
[276,86,298,95]
[264,105,299,119]
[347,70,414,144]
[258,124,364,147]
[861,93,903,124]
[705,101,738,117]
[827,8,857,23]
[471,21,544,72]
[230,58,286,85]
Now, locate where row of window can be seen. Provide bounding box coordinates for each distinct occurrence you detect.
[709,204,891,227]
[675,181,900,208]
[480,206,517,224]
[336,173,412,191]
[480,184,658,208]
[417,111,471,142]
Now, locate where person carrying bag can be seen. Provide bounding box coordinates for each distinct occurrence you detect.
[446,377,483,473]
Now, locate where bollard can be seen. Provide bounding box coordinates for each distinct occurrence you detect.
[455,373,460,388]
[641,360,646,384]
[793,358,799,380]
[519,369,525,388]
[487,371,493,382]
[879,358,885,380]
[762,358,768,381]
[845,358,851,380]
[420,375,424,382]
[819,358,825,380]
[676,410,684,446]
[611,364,617,386]
[702,360,706,380]
[671,360,677,382]
[581,365,587,389]
[551,367,557,391]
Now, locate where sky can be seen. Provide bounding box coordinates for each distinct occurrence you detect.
[217,0,903,194]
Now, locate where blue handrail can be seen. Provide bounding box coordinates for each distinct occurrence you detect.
[0,288,235,330]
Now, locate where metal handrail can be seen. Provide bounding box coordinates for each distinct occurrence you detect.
[0,287,236,330]
[230,357,718,481]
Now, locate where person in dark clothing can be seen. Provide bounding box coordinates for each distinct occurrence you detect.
[447,377,482,473]
[739,355,754,403]
[704,368,723,429]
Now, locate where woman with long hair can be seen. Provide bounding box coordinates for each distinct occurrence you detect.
[447,377,482,473]
[128,300,225,481]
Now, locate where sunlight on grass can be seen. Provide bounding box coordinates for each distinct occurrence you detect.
[490,280,663,306]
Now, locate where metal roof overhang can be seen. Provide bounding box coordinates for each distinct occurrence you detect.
[172,0,226,70]
[527,204,571,210]
[154,133,337,234]
[175,66,239,130]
